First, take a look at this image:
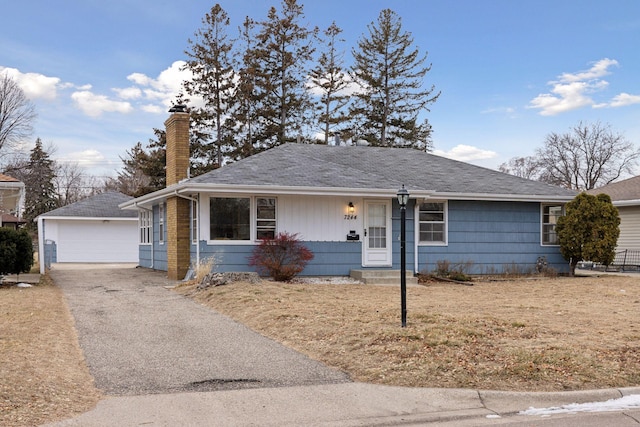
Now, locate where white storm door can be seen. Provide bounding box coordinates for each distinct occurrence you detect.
[363,200,392,267]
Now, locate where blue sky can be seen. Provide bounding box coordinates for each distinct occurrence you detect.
[2,0,639,178]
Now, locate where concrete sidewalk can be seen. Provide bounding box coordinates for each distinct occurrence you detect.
[44,383,640,426]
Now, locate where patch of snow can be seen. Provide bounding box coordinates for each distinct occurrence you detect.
[520,394,640,416]
[16,283,33,288]
[486,414,502,419]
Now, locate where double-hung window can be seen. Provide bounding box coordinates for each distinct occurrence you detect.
[418,201,446,244]
[542,204,564,245]
[256,197,277,239]
[209,197,277,241]
[158,203,165,244]
[139,210,151,244]
[191,199,198,244]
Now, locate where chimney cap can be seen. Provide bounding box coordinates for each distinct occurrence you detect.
[168,104,188,113]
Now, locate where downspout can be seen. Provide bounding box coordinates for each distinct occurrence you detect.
[136,203,154,269]
[175,191,199,268]
[413,202,419,275]
[37,216,45,274]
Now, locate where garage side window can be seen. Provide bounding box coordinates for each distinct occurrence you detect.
[139,210,151,244]
[210,197,250,240]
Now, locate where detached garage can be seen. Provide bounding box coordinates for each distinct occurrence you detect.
[37,192,138,272]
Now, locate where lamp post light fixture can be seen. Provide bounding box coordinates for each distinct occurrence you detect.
[397,185,409,327]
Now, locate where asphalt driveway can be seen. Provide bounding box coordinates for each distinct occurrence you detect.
[49,264,349,396]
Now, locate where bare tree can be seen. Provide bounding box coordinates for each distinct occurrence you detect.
[0,73,36,154]
[54,162,100,206]
[536,121,640,190]
[498,156,542,180]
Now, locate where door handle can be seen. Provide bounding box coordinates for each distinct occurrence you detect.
[364,229,367,237]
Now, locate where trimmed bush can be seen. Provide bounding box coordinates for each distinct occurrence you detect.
[0,228,34,276]
[248,232,314,281]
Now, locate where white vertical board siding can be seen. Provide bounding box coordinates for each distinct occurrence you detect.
[617,206,640,250]
[278,195,363,241]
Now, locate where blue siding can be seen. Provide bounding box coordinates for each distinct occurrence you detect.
[136,204,167,270]
[144,198,568,276]
[417,200,568,274]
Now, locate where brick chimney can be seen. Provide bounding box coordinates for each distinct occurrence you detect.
[165,105,190,280]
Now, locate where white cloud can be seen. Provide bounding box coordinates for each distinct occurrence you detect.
[123,60,191,112]
[0,66,61,100]
[65,149,106,167]
[433,144,497,162]
[528,58,640,115]
[597,92,640,108]
[71,90,133,117]
[113,86,142,100]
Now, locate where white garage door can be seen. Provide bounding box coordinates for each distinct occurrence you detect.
[56,220,138,263]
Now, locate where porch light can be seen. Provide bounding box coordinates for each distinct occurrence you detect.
[397,185,409,208]
[348,202,355,214]
[397,185,409,328]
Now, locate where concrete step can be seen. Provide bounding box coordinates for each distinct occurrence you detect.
[350,269,418,285]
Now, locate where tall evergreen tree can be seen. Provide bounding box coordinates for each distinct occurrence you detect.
[249,0,317,149]
[350,9,439,150]
[184,4,237,168]
[230,16,261,160]
[22,138,57,227]
[308,22,351,145]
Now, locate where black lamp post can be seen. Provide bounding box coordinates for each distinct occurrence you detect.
[397,185,409,327]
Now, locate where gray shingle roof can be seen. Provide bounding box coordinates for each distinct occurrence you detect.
[587,175,640,201]
[189,144,576,198]
[41,192,137,218]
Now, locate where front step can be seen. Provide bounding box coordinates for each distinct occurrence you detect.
[350,269,418,286]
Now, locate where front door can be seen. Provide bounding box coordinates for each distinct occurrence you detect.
[363,200,392,267]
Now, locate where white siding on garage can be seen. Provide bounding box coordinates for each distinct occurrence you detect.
[55,219,138,262]
[618,206,640,250]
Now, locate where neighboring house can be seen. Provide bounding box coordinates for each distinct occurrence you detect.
[37,192,139,272]
[0,173,25,228]
[588,175,640,251]
[120,109,577,280]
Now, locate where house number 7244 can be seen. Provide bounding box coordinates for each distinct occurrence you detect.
[344,214,357,220]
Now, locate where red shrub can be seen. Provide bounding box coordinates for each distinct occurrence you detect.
[248,232,314,281]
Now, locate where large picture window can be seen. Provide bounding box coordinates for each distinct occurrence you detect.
[542,204,564,245]
[418,201,446,244]
[256,197,277,239]
[210,197,250,240]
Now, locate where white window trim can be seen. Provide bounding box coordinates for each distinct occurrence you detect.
[541,203,564,246]
[191,199,198,244]
[158,203,165,245]
[416,200,448,246]
[205,195,278,245]
[139,210,152,245]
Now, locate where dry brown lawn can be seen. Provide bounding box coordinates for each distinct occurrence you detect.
[3,272,640,426]
[178,274,640,392]
[0,276,100,427]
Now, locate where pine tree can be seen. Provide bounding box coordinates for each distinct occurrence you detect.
[308,22,351,145]
[22,138,57,227]
[249,0,317,149]
[184,4,237,168]
[350,9,439,149]
[556,193,621,276]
